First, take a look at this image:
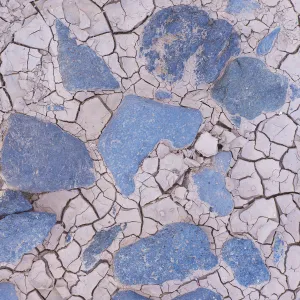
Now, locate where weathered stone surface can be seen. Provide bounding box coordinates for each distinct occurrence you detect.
[140,5,239,84]
[83,225,121,271]
[195,132,218,157]
[176,288,222,300]
[222,238,270,287]
[0,190,32,216]
[56,20,119,91]
[1,114,94,193]
[114,223,217,285]
[212,57,288,120]
[98,95,202,196]
[0,283,18,300]
[0,212,56,264]
[257,28,280,56]
[193,152,233,216]
[112,291,146,300]
[226,0,260,14]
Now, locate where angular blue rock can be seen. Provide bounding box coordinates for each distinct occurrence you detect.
[222,238,270,287]
[83,225,121,271]
[290,84,300,101]
[226,0,259,14]
[112,291,147,300]
[273,233,285,264]
[56,20,119,91]
[155,90,172,100]
[98,95,202,196]
[257,28,280,56]
[0,190,32,216]
[140,5,240,84]
[212,57,288,120]
[0,283,18,300]
[0,212,56,264]
[114,223,218,285]
[1,114,95,193]
[193,152,233,216]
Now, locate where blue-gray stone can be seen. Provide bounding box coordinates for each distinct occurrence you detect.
[114,223,218,285]
[222,238,270,287]
[226,0,259,14]
[155,90,172,100]
[1,114,95,193]
[290,84,300,101]
[83,225,121,271]
[112,291,147,300]
[98,95,202,196]
[0,190,32,217]
[273,233,285,264]
[212,57,288,120]
[0,212,56,264]
[56,20,119,91]
[193,152,233,216]
[0,283,18,300]
[140,5,240,84]
[257,28,280,56]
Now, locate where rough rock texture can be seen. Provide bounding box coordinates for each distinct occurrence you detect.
[1,114,95,193]
[114,223,217,285]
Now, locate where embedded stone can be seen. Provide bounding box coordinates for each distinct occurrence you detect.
[0,212,56,264]
[0,190,32,217]
[56,20,119,91]
[212,57,288,120]
[1,114,95,193]
[98,95,202,196]
[257,28,280,56]
[0,283,18,300]
[226,0,259,14]
[82,225,121,271]
[195,132,218,157]
[114,223,217,285]
[112,291,146,300]
[140,5,240,84]
[222,238,270,287]
[175,288,222,300]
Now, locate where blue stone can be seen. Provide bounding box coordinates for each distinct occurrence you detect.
[257,28,280,56]
[1,114,95,193]
[0,190,32,217]
[273,233,285,264]
[83,225,121,271]
[155,90,172,100]
[193,152,233,216]
[222,238,270,287]
[0,283,18,300]
[0,212,56,264]
[140,5,240,84]
[56,20,119,91]
[226,0,259,14]
[112,291,147,300]
[212,57,288,120]
[47,104,65,111]
[114,223,218,285]
[175,288,222,300]
[290,84,300,101]
[98,95,202,196]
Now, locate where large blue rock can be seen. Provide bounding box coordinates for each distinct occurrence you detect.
[226,0,259,14]
[140,5,240,84]
[0,283,18,300]
[222,238,270,287]
[0,212,56,264]
[112,291,147,300]
[56,20,119,91]
[212,57,288,120]
[193,152,233,216]
[98,95,202,196]
[83,225,121,271]
[114,223,218,285]
[1,114,95,193]
[0,190,32,217]
[257,28,280,56]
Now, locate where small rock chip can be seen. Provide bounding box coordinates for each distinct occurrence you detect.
[257,28,280,56]
[195,132,218,157]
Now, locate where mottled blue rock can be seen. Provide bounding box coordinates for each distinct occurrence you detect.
[193,152,233,216]
[226,0,259,14]
[212,57,288,120]
[56,20,119,91]
[83,225,121,271]
[0,212,56,263]
[112,291,147,300]
[140,5,240,84]
[155,90,172,100]
[0,190,32,216]
[1,114,95,193]
[222,238,270,287]
[291,84,300,101]
[175,288,222,300]
[257,28,280,56]
[114,223,217,285]
[0,283,18,300]
[98,95,202,196]
[273,234,285,264]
